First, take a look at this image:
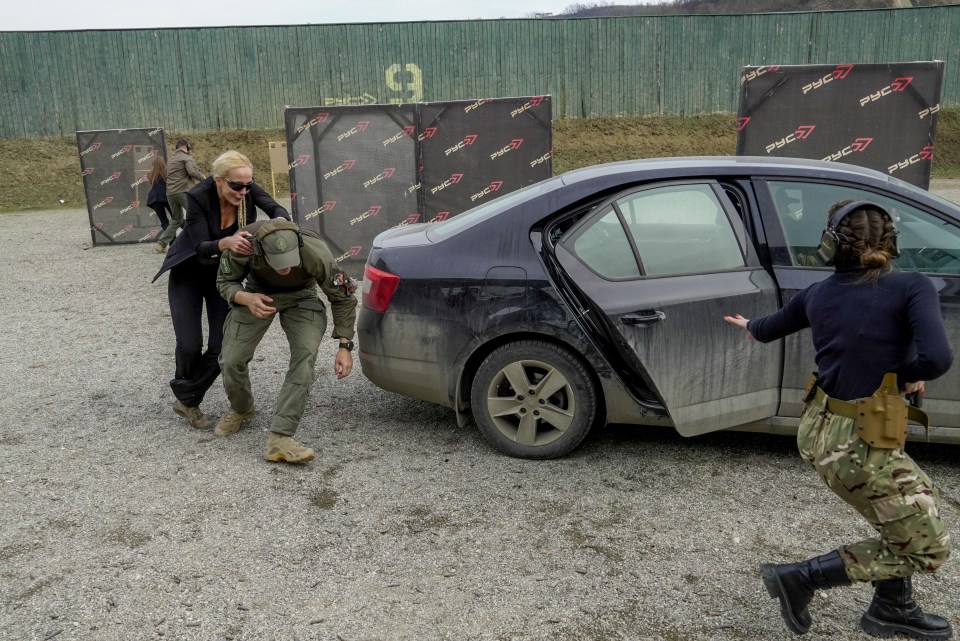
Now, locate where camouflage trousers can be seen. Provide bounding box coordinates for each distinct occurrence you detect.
[797,398,951,582]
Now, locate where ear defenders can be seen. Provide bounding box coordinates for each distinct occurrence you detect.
[815,200,900,266]
[251,218,304,258]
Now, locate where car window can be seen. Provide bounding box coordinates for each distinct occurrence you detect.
[571,206,641,279]
[768,181,960,273]
[615,184,746,277]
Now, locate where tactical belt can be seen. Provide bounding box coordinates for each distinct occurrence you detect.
[809,373,929,449]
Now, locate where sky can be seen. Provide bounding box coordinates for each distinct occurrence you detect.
[3,0,657,31]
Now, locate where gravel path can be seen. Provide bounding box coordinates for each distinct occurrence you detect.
[1,197,959,641]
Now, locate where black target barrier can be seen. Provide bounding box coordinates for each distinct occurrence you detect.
[736,62,943,189]
[77,128,167,246]
[284,97,552,276]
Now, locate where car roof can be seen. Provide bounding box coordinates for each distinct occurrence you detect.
[554,155,956,213]
[560,155,898,185]
[421,155,958,245]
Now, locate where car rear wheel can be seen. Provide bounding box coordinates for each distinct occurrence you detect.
[471,340,599,459]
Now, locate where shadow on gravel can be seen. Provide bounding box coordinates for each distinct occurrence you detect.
[579,421,956,466]
[577,422,796,459]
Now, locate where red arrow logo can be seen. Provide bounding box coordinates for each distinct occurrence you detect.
[892,77,913,92]
[833,64,854,79]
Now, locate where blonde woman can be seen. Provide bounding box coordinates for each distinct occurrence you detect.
[153,150,289,429]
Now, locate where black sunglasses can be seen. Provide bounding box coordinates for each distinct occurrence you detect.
[224,179,254,192]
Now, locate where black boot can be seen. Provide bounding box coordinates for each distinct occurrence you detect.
[860,577,953,640]
[760,549,851,634]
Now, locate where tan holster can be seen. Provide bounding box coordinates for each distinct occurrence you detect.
[806,372,929,449]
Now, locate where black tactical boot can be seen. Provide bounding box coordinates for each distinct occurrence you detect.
[760,550,851,634]
[860,577,953,640]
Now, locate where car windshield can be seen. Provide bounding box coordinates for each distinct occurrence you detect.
[425,179,559,241]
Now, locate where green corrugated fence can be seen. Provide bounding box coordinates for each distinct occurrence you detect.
[1,6,959,138]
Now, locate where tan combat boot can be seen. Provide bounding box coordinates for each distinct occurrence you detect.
[154,242,167,254]
[214,406,256,437]
[173,400,213,430]
[263,433,315,464]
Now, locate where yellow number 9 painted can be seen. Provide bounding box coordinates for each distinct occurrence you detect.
[386,63,423,103]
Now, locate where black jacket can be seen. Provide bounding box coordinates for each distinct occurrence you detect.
[153,177,288,282]
[147,177,167,206]
[748,269,952,400]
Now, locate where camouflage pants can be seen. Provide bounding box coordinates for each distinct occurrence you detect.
[797,398,951,582]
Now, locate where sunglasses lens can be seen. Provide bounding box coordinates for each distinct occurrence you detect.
[228,180,252,191]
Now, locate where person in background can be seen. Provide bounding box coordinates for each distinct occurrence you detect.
[154,137,205,253]
[724,200,953,640]
[153,150,289,430]
[146,156,170,231]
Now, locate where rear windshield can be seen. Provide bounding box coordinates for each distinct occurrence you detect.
[425,179,559,241]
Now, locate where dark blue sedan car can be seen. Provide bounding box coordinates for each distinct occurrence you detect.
[358,157,960,458]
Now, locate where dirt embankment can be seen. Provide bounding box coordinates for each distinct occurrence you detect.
[5,109,959,214]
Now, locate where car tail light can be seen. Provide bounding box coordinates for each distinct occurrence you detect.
[362,264,400,312]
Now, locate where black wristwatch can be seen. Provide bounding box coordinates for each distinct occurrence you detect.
[338,340,354,351]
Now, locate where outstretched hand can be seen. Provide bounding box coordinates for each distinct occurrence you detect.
[723,313,754,340]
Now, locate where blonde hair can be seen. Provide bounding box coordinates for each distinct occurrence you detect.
[211,150,253,179]
[212,150,253,226]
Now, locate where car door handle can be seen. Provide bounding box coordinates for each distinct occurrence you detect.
[622,310,666,327]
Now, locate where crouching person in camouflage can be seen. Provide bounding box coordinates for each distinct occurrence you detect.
[215,218,358,464]
[725,200,953,640]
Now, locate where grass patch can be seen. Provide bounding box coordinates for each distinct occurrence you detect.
[3,110,959,213]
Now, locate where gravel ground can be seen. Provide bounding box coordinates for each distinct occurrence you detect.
[2,186,960,641]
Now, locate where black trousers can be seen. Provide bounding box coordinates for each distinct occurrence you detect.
[167,261,229,407]
[149,202,171,229]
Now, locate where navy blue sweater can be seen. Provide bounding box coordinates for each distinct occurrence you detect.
[747,269,952,400]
